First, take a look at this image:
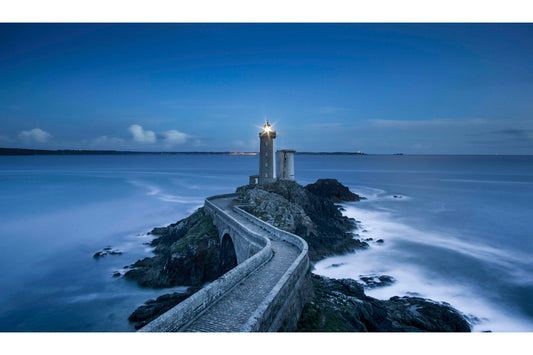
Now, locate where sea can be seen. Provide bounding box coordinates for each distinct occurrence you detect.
[0,154,532,332]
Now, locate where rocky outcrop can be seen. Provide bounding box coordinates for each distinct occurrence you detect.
[359,274,395,289]
[237,179,368,261]
[296,275,470,332]
[129,287,201,329]
[124,208,236,288]
[305,179,365,203]
[93,247,122,258]
[239,188,315,236]
[126,178,470,333]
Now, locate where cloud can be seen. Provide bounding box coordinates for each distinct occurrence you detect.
[129,124,156,143]
[18,128,52,143]
[161,129,189,146]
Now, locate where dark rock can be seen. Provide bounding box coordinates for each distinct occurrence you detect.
[93,251,106,259]
[238,179,367,261]
[353,239,370,249]
[113,272,121,277]
[124,208,237,288]
[93,247,123,259]
[329,263,346,268]
[406,291,422,297]
[359,274,395,289]
[296,275,471,332]
[129,287,201,329]
[362,229,368,233]
[376,239,384,244]
[305,179,366,203]
[238,187,315,236]
[386,296,471,332]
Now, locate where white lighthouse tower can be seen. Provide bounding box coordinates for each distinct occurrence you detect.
[258,121,276,185]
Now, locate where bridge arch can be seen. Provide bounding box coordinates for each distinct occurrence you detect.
[220,233,237,274]
[210,211,260,264]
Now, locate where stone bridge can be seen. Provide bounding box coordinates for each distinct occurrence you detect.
[139,193,311,332]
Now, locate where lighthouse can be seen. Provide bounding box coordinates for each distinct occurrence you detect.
[249,121,296,186]
[258,121,276,185]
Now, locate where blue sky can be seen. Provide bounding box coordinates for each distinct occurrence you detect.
[0,23,532,154]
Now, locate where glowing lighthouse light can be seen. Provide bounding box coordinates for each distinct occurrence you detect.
[262,122,273,133]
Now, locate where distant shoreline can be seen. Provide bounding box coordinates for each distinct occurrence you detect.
[0,147,369,156]
[1,147,531,156]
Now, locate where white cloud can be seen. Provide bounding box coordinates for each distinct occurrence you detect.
[18,128,52,143]
[161,129,189,146]
[129,124,156,143]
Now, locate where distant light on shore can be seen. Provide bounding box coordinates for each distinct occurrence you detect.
[229,152,258,156]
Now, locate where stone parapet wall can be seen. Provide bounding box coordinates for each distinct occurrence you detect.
[233,205,311,332]
[206,195,267,261]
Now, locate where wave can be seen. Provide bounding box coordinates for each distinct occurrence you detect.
[343,205,532,273]
[348,185,411,202]
[127,180,204,204]
[313,202,533,332]
[157,194,203,204]
[64,285,190,304]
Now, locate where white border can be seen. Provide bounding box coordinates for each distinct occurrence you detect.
[1,0,533,22]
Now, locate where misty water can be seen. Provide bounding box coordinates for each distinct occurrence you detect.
[0,154,532,332]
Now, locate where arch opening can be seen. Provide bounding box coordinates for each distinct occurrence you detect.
[220,233,238,274]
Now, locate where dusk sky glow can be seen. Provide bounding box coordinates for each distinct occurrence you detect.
[1,23,532,154]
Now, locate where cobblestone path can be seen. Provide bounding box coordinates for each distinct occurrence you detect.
[182,196,300,332]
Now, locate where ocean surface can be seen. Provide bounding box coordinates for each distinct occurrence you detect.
[0,154,532,332]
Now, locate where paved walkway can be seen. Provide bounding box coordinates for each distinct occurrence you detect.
[182,196,299,332]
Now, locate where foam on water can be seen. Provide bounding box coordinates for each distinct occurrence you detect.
[128,180,204,204]
[2,154,531,331]
[313,199,533,332]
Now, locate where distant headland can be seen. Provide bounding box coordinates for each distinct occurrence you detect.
[0,147,370,156]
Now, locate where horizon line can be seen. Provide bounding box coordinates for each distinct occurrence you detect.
[0,147,531,157]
